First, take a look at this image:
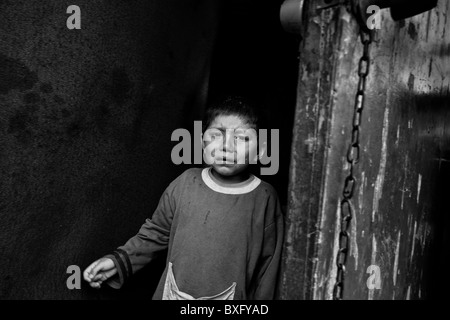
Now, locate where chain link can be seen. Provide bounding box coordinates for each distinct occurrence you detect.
[333,29,372,300]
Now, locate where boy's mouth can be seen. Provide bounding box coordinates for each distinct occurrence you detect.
[215,155,235,165]
[218,159,234,164]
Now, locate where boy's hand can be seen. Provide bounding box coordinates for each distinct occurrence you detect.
[83,258,117,289]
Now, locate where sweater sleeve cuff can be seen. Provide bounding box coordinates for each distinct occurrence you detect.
[103,249,132,289]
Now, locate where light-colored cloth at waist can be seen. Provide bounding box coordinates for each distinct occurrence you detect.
[162,262,236,300]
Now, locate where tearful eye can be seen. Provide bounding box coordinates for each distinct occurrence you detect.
[235,136,249,142]
[205,132,223,141]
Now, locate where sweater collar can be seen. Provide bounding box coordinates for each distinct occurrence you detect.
[201,167,261,195]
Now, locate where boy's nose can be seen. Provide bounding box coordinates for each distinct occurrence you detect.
[223,131,235,152]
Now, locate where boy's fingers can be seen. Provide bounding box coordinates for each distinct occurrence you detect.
[103,268,117,279]
[92,273,108,282]
[92,268,117,282]
[83,258,115,283]
[91,274,103,282]
[90,281,102,289]
[83,261,99,282]
[83,273,91,282]
[90,261,106,278]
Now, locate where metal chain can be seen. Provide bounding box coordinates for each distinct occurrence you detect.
[332,28,372,300]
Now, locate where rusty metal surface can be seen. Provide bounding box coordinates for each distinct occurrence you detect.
[280,0,450,299]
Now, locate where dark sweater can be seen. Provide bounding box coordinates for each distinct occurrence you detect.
[106,167,284,300]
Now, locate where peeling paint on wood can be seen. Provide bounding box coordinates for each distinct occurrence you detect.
[401,156,409,210]
[411,221,417,263]
[372,106,389,222]
[393,231,401,286]
[350,196,359,271]
[368,234,378,300]
[417,174,422,203]
[395,125,400,147]
[326,201,341,300]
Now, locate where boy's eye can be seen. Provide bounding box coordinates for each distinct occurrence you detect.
[205,131,223,139]
[235,136,249,142]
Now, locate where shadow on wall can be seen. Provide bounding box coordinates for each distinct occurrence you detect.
[413,93,450,300]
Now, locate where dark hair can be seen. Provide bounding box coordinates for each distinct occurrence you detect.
[202,96,261,133]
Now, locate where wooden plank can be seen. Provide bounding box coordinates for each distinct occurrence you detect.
[278,0,343,300]
[281,0,450,299]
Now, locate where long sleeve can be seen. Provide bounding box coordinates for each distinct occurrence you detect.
[250,194,284,300]
[105,179,178,289]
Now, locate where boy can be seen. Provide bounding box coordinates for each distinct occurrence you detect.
[83,97,284,300]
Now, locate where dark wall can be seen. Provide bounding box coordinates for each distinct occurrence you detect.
[208,0,299,206]
[0,0,220,299]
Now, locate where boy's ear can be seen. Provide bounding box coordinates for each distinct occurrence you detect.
[257,139,267,161]
[201,133,205,149]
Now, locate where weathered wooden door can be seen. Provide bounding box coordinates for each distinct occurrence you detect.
[279,0,450,299]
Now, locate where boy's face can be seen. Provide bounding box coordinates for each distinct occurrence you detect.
[202,114,258,178]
